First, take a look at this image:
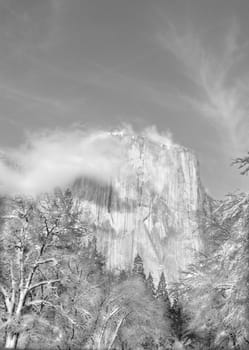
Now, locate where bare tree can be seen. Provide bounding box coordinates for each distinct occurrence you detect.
[0,191,85,348]
[87,277,172,350]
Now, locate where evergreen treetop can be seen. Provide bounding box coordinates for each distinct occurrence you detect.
[156,272,167,298]
[145,272,156,296]
[156,272,171,309]
[132,253,146,279]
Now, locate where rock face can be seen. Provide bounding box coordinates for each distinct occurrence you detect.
[74,130,208,284]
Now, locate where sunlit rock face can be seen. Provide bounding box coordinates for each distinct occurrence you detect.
[74,130,208,284]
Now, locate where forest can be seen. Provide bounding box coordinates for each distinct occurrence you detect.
[0,155,249,350]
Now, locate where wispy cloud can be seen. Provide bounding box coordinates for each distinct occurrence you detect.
[0,125,176,197]
[0,84,67,112]
[0,128,125,196]
[157,19,249,156]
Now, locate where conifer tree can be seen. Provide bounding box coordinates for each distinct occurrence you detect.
[171,296,184,340]
[156,272,171,313]
[156,272,168,298]
[145,272,155,297]
[132,254,146,280]
[86,236,105,280]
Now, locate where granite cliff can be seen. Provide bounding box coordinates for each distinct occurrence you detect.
[74,129,209,284]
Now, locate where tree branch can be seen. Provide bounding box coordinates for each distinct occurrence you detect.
[36,258,58,266]
[10,261,16,311]
[99,306,122,349]
[28,279,60,292]
[26,299,91,317]
[107,306,121,320]
[25,256,57,290]
[0,284,9,300]
[0,284,12,313]
[26,299,77,326]
[19,248,24,291]
[0,319,12,331]
[26,299,56,307]
[59,304,77,325]
[1,215,23,222]
[108,313,129,350]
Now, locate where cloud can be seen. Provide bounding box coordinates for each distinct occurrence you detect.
[0,125,178,197]
[0,127,126,196]
[142,125,174,148]
[157,18,249,156]
[0,84,67,113]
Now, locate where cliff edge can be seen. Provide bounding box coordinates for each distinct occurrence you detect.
[74,129,209,284]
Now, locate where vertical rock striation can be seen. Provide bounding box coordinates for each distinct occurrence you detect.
[74,130,208,284]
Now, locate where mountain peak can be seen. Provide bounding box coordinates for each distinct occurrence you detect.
[76,132,208,285]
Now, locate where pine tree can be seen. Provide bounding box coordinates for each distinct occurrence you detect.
[156,272,171,313]
[171,296,183,339]
[145,272,155,296]
[156,272,167,297]
[132,254,146,279]
[87,236,105,276]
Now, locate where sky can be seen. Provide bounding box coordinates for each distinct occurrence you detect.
[0,0,249,198]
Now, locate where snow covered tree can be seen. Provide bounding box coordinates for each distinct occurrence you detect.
[154,272,173,348]
[87,277,172,350]
[48,238,107,350]
[0,190,87,349]
[180,192,249,349]
[156,272,171,311]
[132,253,146,280]
[145,272,155,297]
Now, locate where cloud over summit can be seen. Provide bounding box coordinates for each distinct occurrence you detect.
[0,128,125,196]
[0,125,175,197]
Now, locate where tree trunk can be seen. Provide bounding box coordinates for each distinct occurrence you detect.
[4,300,23,349]
[5,332,18,349]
